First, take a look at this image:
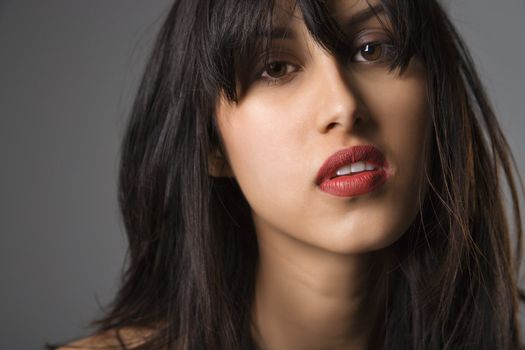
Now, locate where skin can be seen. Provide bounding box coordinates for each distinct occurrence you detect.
[211,0,433,349]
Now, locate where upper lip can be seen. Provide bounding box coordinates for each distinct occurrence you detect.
[316,144,386,185]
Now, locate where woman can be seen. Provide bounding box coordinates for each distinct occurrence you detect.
[55,0,525,349]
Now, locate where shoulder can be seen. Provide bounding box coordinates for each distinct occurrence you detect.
[57,327,153,350]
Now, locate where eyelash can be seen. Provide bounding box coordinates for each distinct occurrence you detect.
[255,41,396,86]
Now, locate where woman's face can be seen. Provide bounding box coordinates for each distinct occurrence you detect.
[212,0,431,254]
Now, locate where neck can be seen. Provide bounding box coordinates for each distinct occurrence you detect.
[250,223,388,350]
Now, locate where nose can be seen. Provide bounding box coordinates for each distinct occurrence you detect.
[314,55,367,134]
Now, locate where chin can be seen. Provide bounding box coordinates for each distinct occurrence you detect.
[309,221,409,255]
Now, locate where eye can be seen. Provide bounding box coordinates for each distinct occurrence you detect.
[260,61,299,81]
[352,41,394,63]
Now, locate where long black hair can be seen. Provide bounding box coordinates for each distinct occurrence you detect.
[58,0,525,349]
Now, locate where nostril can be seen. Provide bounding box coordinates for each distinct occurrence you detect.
[327,122,338,131]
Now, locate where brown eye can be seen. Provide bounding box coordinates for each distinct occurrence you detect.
[264,61,288,78]
[353,42,391,62]
[256,59,300,85]
[362,43,382,61]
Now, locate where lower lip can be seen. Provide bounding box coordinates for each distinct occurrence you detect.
[318,169,388,197]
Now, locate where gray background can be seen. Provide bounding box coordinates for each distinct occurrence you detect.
[0,1,524,349]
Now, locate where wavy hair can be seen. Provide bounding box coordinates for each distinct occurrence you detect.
[52,0,525,349]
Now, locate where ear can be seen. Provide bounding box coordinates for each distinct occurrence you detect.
[208,148,234,178]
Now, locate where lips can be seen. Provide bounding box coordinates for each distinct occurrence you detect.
[315,145,389,196]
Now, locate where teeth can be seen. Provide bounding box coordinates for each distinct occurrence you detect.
[351,162,366,173]
[365,163,376,171]
[335,164,353,176]
[335,161,378,176]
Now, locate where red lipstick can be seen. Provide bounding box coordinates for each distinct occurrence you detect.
[316,145,390,197]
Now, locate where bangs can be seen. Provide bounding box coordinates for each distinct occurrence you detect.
[201,0,423,102]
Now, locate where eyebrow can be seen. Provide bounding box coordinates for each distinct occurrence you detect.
[258,4,385,40]
[342,4,385,33]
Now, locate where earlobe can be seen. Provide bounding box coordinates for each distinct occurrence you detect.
[208,149,234,178]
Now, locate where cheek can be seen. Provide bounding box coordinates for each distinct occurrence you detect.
[216,101,303,213]
[361,64,431,178]
[348,66,431,244]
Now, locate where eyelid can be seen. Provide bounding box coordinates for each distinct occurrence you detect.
[255,49,299,68]
[353,28,391,46]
